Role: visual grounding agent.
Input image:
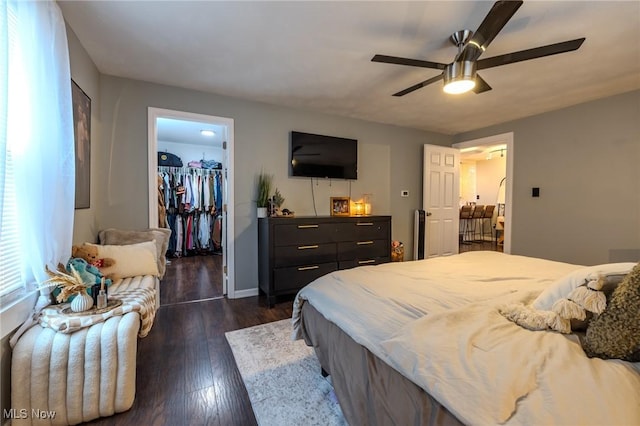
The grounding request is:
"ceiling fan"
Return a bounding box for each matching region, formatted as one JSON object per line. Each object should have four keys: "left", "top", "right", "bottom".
{"left": 372, "top": 0, "right": 585, "bottom": 96}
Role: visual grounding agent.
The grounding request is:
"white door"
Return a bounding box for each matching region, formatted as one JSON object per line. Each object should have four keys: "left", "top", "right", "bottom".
{"left": 423, "top": 144, "right": 460, "bottom": 257}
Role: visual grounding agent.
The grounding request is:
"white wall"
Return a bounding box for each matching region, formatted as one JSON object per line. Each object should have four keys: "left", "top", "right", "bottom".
{"left": 476, "top": 156, "right": 506, "bottom": 207}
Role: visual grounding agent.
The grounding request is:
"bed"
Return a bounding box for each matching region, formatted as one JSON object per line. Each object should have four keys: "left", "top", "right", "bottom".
{"left": 292, "top": 251, "right": 640, "bottom": 425}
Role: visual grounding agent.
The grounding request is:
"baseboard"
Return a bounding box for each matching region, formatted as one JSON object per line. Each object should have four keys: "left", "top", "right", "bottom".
{"left": 230, "top": 288, "right": 259, "bottom": 299}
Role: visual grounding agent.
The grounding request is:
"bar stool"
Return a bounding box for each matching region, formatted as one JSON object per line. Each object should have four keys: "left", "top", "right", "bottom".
{"left": 470, "top": 205, "right": 485, "bottom": 242}
{"left": 459, "top": 205, "right": 472, "bottom": 244}
{"left": 481, "top": 205, "right": 495, "bottom": 241}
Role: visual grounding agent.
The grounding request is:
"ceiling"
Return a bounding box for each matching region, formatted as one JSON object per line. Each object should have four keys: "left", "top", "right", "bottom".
{"left": 157, "top": 117, "right": 225, "bottom": 147}
{"left": 58, "top": 1, "right": 640, "bottom": 136}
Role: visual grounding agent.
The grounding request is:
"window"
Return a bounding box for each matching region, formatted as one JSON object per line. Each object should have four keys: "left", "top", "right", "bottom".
{"left": 1, "top": 0, "right": 75, "bottom": 327}
{"left": 0, "top": 1, "right": 23, "bottom": 301}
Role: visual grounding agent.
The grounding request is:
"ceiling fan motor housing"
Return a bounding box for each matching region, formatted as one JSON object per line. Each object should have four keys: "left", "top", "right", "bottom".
{"left": 450, "top": 30, "right": 473, "bottom": 48}
{"left": 444, "top": 61, "right": 476, "bottom": 86}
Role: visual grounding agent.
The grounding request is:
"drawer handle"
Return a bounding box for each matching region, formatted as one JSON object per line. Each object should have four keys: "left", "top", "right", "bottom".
{"left": 297, "top": 245, "right": 319, "bottom": 250}
{"left": 298, "top": 265, "right": 320, "bottom": 271}
{"left": 357, "top": 241, "right": 374, "bottom": 245}
{"left": 356, "top": 222, "right": 374, "bottom": 226}
{"left": 298, "top": 224, "right": 319, "bottom": 229}
{"left": 358, "top": 259, "right": 376, "bottom": 265}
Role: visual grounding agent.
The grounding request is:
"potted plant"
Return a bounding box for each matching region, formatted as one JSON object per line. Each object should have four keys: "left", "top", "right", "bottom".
{"left": 270, "top": 188, "right": 285, "bottom": 216}
{"left": 256, "top": 171, "right": 273, "bottom": 218}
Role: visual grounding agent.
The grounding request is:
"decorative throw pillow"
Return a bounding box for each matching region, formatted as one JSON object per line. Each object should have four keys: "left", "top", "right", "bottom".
{"left": 98, "top": 228, "right": 171, "bottom": 278}
{"left": 581, "top": 262, "right": 640, "bottom": 361}
{"left": 87, "top": 241, "right": 159, "bottom": 280}
{"left": 532, "top": 263, "right": 635, "bottom": 311}
{"left": 500, "top": 264, "right": 634, "bottom": 335}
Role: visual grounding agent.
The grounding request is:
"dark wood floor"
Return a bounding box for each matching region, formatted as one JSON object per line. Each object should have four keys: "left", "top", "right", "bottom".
{"left": 160, "top": 255, "right": 224, "bottom": 305}
{"left": 84, "top": 257, "right": 293, "bottom": 426}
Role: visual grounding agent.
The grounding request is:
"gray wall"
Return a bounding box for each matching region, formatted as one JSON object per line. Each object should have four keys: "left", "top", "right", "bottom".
{"left": 68, "top": 24, "right": 101, "bottom": 245}
{"left": 95, "top": 75, "right": 450, "bottom": 291}
{"left": 455, "top": 90, "right": 640, "bottom": 265}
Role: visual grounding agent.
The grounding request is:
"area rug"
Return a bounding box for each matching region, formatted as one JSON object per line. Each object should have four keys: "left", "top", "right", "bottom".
{"left": 225, "top": 319, "right": 346, "bottom": 426}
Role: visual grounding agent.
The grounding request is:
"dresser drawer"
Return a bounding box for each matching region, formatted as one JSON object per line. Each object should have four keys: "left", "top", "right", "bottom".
{"left": 274, "top": 243, "right": 336, "bottom": 267}
{"left": 337, "top": 239, "right": 389, "bottom": 261}
{"left": 273, "top": 223, "right": 336, "bottom": 246}
{"left": 273, "top": 262, "right": 338, "bottom": 293}
{"left": 336, "top": 220, "right": 389, "bottom": 241}
{"left": 339, "top": 257, "right": 390, "bottom": 270}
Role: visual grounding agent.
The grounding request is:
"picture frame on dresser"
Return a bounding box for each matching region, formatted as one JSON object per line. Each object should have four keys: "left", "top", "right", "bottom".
{"left": 330, "top": 197, "right": 350, "bottom": 216}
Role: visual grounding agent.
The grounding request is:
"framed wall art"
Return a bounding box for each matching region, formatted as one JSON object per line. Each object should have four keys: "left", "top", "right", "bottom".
{"left": 72, "top": 79, "right": 91, "bottom": 209}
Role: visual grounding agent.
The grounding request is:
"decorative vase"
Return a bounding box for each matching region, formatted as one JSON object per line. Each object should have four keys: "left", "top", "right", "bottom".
{"left": 70, "top": 290, "right": 94, "bottom": 312}
{"left": 257, "top": 207, "right": 268, "bottom": 218}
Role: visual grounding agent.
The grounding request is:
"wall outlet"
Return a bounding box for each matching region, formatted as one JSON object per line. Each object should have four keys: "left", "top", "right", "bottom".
{"left": 401, "top": 190, "right": 409, "bottom": 197}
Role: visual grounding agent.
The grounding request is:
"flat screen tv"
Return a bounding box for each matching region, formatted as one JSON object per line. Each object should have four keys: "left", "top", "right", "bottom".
{"left": 289, "top": 131, "right": 357, "bottom": 180}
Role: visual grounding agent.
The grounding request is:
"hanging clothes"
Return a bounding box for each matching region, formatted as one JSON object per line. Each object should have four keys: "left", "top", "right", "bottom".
{"left": 158, "top": 165, "right": 223, "bottom": 257}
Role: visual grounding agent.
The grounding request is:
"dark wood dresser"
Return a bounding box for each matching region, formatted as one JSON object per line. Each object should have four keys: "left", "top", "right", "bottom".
{"left": 258, "top": 215, "right": 391, "bottom": 307}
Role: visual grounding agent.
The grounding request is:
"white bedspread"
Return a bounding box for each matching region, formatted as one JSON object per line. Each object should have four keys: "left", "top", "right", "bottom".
{"left": 381, "top": 292, "right": 640, "bottom": 425}
{"left": 293, "top": 251, "right": 581, "bottom": 360}
{"left": 292, "top": 252, "right": 640, "bottom": 424}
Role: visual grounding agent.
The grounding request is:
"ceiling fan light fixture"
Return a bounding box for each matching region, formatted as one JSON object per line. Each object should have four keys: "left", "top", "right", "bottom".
{"left": 443, "top": 61, "right": 476, "bottom": 95}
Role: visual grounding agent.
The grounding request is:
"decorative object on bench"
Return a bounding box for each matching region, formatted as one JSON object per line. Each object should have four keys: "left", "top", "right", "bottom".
{"left": 73, "top": 240, "right": 159, "bottom": 281}
{"left": 72, "top": 243, "right": 115, "bottom": 270}
{"left": 64, "top": 257, "right": 112, "bottom": 306}
{"left": 42, "top": 263, "right": 95, "bottom": 312}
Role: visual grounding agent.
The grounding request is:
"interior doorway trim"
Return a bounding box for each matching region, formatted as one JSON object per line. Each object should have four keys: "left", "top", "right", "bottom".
{"left": 147, "top": 107, "right": 236, "bottom": 298}
{"left": 453, "top": 132, "right": 514, "bottom": 254}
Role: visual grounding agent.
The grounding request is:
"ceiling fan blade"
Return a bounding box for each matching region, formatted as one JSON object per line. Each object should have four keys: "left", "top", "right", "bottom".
{"left": 477, "top": 38, "right": 585, "bottom": 70}
{"left": 458, "top": 0, "right": 523, "bottom": 63}
{"left": 393, "top": 74, "right": 444, "bottom": 97}
{"left": 472, "top": 0, "right": 523, "bottom": 51}
{"left": 372, "top": 54, "right": 447, "bottom": 70}
{"left": 472, "top": 74, "right": 492, "bottom": 94}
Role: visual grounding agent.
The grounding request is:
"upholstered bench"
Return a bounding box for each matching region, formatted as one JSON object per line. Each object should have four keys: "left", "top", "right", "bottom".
{"left": 11, "top": 275, "right": 157, "bottom": 426}
{"left": 10, "top": 228, "right": 170, "bottom": 426}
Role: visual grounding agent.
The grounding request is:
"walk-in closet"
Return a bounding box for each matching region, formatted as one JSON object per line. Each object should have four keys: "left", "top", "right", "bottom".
{"left": 156, "top": 116, "right": 226, "bottom": 304}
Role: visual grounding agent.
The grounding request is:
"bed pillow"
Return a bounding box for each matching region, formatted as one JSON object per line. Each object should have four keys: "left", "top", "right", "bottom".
{"left": 581, "top": 262, "right": 640, "bottom": 361}
{"left": 98, "top": 228, "right": 171, "bottom": 278}
{"left": 532, "top": 263, "right": 635, "bottom": 311}
{"left": 87, "top": 241, "right": 159, "bottom": 280}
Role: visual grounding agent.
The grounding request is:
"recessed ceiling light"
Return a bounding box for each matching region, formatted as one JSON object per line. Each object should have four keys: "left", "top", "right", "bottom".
{"left": 200, "top": 130, "right": 215, "bottom": 137}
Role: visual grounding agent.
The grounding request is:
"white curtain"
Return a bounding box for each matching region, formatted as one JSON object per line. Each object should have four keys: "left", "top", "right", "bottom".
{"left": 7, "top": 0, "right": 75, "bottom": 310}
{"left": 0, "top": 1, "right": 7, "bottom": 226}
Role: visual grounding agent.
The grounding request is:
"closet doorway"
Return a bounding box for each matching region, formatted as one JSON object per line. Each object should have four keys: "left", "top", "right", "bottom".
{"left": 453, "top": 132, "right": 513, "bottom": 254}
{"left": 147, "top": 107, "right": 235, "bottom": 304}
